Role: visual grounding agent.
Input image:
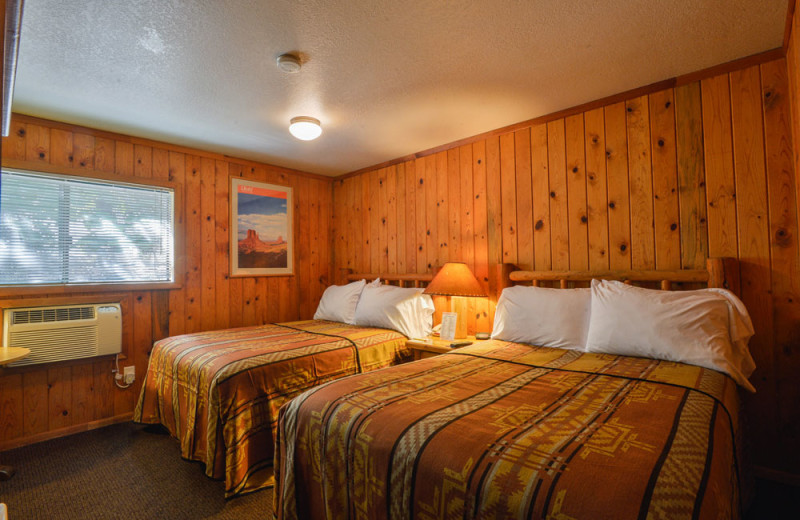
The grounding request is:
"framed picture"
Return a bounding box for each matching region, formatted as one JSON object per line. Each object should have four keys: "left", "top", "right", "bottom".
{"left": 230, "top": 178, "right": 293, "bottom": 276}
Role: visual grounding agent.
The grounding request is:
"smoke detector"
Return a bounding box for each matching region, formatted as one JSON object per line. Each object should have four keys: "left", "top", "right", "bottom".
{"left": 276, "top": 53, "right": 301, "bottom": 73}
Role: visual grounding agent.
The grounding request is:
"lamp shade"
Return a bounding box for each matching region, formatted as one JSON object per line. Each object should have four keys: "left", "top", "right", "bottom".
{"left": 423, "top": 262, "right": 487, "bottom": 297}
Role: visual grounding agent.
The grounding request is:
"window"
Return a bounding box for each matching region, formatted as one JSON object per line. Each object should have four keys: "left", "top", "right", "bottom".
{"left": 0, "top": 169, "right": 174, "bottom": 285}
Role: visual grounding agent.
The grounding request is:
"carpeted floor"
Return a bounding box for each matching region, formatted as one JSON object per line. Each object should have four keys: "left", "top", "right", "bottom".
{"left": 0, "top": 422, "right": 271, "bottom": 519}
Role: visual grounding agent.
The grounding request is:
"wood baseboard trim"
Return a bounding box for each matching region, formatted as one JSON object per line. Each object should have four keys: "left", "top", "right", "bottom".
{"left": 0, "top": 413, "right": 134, "bottom": 452}
{"left": 753, "top": 465, "right": 800, "bottom": 487}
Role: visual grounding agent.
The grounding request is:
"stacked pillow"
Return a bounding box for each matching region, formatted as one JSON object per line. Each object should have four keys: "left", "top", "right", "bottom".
{"left": 491, "top": 280, "right": 756, "bottom": 391}
{"left": 313, "top": 279, "right": 367, "bottom": 324}
{"left": 491, "top": 286, "right": 590, "bottom": 351}
{"left": 313, "top": 279, "right": 434, "bottom": 339}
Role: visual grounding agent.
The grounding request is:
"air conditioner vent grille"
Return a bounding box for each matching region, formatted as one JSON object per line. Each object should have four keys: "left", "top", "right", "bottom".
{"left": 12, "top": 306, "right": 95, "bottom": 325}
{"left": 9, "top": 327, "right": 98, "bottom": 365}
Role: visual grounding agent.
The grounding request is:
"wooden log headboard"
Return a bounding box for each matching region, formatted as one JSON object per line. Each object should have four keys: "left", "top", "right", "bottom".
{"left": 341, "top": 269, "right": 433, "bottom": 288}
{"left": 501, "top": 257, "right": 740, "bottom": 295}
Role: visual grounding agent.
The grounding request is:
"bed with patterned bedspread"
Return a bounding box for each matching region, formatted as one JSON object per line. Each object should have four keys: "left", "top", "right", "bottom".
{"left": 275, "top": 339, "right": 743, "bottom": 519}
{"left": 134, "top": 319, "right": 409, "bottom": 496}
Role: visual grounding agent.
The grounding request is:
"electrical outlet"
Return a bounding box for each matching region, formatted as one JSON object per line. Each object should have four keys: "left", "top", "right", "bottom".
{"left": 123, "top": 366, "right": 135, "bottom": 385}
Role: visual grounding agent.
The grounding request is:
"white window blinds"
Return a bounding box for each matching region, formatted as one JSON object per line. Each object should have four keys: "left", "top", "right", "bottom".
{"left": 0, "top": 169, "right": 174, "bottom": 285}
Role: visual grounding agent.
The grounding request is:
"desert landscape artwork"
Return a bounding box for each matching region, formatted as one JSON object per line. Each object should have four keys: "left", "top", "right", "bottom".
{"left": 230, "top": 178, "right": 293, "bottom": 276}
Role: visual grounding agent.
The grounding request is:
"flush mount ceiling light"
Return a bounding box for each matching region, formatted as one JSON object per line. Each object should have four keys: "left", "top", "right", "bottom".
{"left": 276, "top": 53, "right": 302, "bottom": 73}
{"left": 289, "top": 116, "right": 322, "bottom": 141}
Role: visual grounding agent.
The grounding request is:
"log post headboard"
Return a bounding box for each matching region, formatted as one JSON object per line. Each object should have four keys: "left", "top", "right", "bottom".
{"left": 706, "top": 257, "right": 740, "bottom": 295}
{"left": 499, "top": 257, "right": 740, "bottom": 295}
{"left": 341, "top": 269, "right": 434, "bottom": 288}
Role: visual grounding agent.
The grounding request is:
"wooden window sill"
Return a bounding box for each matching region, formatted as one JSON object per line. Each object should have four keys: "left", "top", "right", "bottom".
{"left": 0, "top": 281, "right": 181, "bottom": 297}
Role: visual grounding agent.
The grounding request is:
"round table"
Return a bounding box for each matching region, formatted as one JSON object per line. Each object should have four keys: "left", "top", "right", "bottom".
{"left": 0, "top": 347, "right": 30, "bottom": 365}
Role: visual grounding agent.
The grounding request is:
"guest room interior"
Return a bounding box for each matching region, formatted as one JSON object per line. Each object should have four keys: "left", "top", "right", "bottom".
{"left": 1, "top": 0, "right": 799, "bottom": 518}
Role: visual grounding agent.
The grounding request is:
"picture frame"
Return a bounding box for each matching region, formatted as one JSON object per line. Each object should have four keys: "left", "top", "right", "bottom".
{"left": 230, "top": 178, "right": 293, "bottom": 276}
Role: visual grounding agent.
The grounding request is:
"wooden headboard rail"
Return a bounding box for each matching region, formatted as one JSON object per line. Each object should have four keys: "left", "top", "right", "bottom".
{"left": 503, "top": 257, "right": 740, "bottom": 295}
{"left": 341, "top": 269, "right": 433, "bottom": 288}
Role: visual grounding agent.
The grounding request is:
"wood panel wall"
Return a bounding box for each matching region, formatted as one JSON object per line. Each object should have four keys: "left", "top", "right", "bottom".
{"left": 784, "top": 0, "right": 800, "bottom": 483}
{"left": 788, "top": 3, "right": 800, "bottom": 284}
{"left": 0, "top": 115, "right": 332, "bottom": 450}
{"left": 332, "top": 57, "right": 800, "bottom": 476}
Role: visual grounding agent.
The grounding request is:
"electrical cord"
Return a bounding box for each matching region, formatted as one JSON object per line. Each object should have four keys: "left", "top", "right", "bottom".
{"left": 113, "top": 353, "right": 133, "bottom": 389}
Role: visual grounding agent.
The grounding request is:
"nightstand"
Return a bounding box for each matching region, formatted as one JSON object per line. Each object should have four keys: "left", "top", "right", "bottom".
{"left": 407, "top": 336, "right": 478, "bottom": 361}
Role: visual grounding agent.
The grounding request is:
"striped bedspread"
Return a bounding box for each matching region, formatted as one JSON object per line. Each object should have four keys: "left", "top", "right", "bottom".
{"left": 133, "top": 320, "right": 408, "bottom": 496}
{"left": 275, "top": 340, "right": 743, "bottom": 519}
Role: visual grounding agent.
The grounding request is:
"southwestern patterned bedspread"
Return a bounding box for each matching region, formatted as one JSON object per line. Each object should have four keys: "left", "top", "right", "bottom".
{"left": 275, "top": 340, "right": 743, "bottom": 519}
{"left": 134, "top": 320, "right": 409, "bottom": 497}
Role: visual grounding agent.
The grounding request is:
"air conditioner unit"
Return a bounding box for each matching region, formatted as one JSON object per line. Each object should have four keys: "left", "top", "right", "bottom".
{"left": 2, "top": 303, "right": 122, "bottom": 367}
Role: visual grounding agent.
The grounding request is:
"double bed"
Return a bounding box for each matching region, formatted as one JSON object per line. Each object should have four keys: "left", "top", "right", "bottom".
{"left": 134, "top": 272, "right": 432, "bottom": 497}
{"left": 274, "top": 258, "right": 752, "bottom": 519}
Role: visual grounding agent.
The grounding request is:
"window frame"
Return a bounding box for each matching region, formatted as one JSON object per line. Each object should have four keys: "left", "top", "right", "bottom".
{"left": 0, "top": 159, "right": 184, "bottom": 296}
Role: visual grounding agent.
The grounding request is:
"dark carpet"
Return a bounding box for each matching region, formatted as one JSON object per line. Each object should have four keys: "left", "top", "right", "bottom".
{"left": 746, "top": 477, "right": 800, "bottom": 520}
{"left": 0, "top": 422, "right": 271, "bottom": 519}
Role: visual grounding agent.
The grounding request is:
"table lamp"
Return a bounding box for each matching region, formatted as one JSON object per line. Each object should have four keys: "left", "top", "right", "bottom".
{"left": 423, "top": 262, "right": 487, "bottom": 339}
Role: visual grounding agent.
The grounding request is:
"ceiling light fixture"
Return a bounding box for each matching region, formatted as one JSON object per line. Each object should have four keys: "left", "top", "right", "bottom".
{"left": 289, "top": 116, "right": 322, "bottom": 141}
{"left": 276, "top": 53, "right": 302, "bottom": 73}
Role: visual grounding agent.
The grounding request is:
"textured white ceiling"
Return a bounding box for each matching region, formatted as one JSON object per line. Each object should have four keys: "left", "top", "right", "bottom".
{"left": 13, "top": 0, "right": 788, "bottom": 176}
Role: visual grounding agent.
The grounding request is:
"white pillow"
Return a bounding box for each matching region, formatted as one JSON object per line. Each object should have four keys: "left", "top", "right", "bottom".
{"left": 491, "top": 286, "right": 591, "bottom": 350}
{"left": 352, "top": 285, "right": 434, "bottom": 339}
{"left": 585, "top": 279, "right": 756, "bottom": 392}
{"left": 704, "top": 288, "right": 757, "bottom": 379}
{"left": 313, "top": 279, "right": 366, "bottom": 324}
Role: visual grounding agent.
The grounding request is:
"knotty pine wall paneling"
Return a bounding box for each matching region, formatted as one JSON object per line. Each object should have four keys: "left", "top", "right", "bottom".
{"left": 0, "top": 115, "right": 332, "bottom": 450}
{"left": 333, "top": 57, "right": 800, "bottom": 476}
{"left": 783, "top": 0, "right": 800, "bottom": 481}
